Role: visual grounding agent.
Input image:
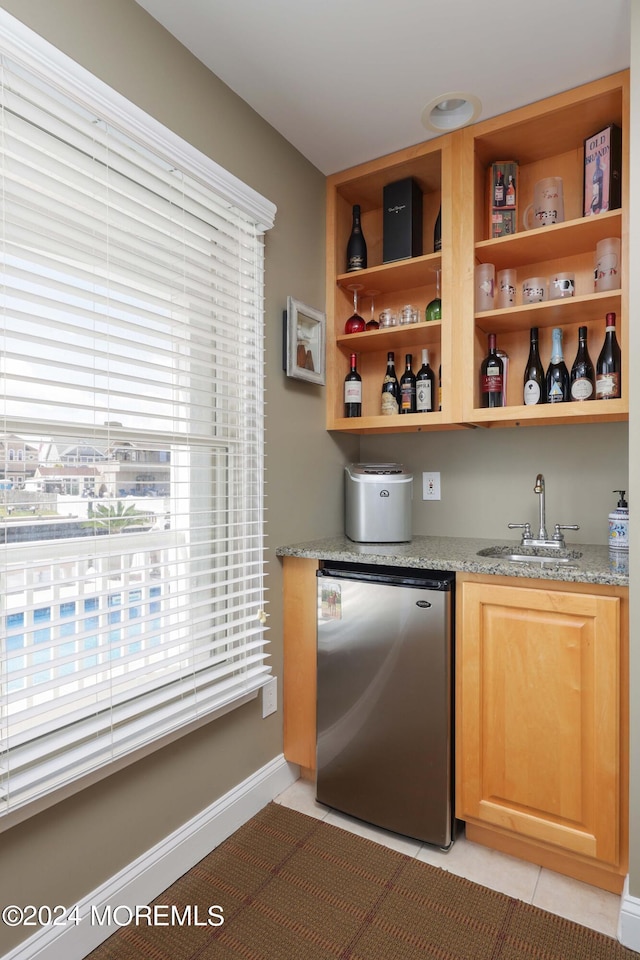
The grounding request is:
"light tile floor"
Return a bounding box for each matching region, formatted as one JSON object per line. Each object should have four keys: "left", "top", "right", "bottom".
{"left": 274, "top": 778, "right": 622, "bottom": 939}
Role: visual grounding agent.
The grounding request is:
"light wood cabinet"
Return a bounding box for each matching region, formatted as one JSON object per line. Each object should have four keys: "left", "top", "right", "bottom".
{"left": 325, "top": 70, "right": 629, "bottom": 434}
{"left": 282, "top": 556, "right": 318, "bottom": 771}
{"left": 456, "top": 574, "right": 628, "bottom": 892}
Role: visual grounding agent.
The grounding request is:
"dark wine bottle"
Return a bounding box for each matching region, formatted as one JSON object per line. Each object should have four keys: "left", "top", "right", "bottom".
{"left": 523, "top": 326, "right": 545, "bottom": 405}
{"left": 433, "top": 206, "right": 442, "bottom": 252}
{"left": 343, "top": 352, "right": 362, "bottom": 417}
{"left": 399, "top": 354, "right": 416, "bottom": 414}
{"left": 381, "top": 351, "right": 400, "bottom": 415}
{"left": 416, "top": 349, "right": 436, "bottom": 413}
{"left": 545, "top": 327, "right": 570, "bottom": 403}
{"left": 480, "top": 333, "right": 504, "bottom": 408}
{"left": 438, "top": 364, "right": 442, "bottom": 411}
{"left": 595, "top": 312, "right": 622, "bottom": 400}
{"left": 570, "top": 325, "right": 595, "bottom": 401}
{"left": 346, "top": 204, "right": 367, "bottom": 272}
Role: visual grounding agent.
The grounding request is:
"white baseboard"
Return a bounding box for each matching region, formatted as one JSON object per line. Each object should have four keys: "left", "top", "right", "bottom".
{"left": 619, "top": 876, "right": 640, "bottom": 951}
{"left": 3, "top": 754, "right": 299, "bottom": 960}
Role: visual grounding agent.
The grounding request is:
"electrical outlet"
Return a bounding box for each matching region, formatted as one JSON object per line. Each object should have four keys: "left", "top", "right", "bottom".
{"left": 422, "top": 472, "right": 441, "bottom": 501}
{"left": 262, "top": 677, "right": 277, "bottom": 718}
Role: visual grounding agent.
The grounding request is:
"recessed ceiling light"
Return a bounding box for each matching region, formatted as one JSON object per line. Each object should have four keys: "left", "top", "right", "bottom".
{"left": 421, "top": 92, "right": 482, "bottom": 132}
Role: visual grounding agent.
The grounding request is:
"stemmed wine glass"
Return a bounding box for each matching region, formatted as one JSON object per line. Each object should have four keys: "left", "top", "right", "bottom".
{"left": 365, "top": 289, "right": 380, "bottom": 330}
{"left": 344, "top": 284, "right": 365, "bottom": 334}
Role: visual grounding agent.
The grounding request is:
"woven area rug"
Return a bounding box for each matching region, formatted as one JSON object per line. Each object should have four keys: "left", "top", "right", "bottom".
{"left": 87, "top": 802, "right": 639, "bottom": 960}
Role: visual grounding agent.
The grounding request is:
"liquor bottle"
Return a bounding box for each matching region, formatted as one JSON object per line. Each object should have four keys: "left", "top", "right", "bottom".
{"left": 595, "top": 311, "right": 622, "bottom": 399}
{"left": 344, "top": 287, "right": 366, "bottom": 334}
{"left": 479, "top": 333, "right": 504, "bottom": 408}
{"left": 591, "top": 155, "right": 604, "bottom": 215}
{"left": 523, "top": 327, "right": 545, "bottom": 405}
{"left": 438, "top": 364, "right": 442, "bottom": 411}
{"left": 494, "top": 170, "right": 505, "bottom": 207}
{"left": 400, "top": 354, "right": 416, "bottom": 414}
{"left": 425, "top": 269, "right": 442, "bottom": 322}
{"left": 416, "top": 349, "right": 436, "bottom": 413}
{"left": 343, "top": 353, "right": 362, "bottom": 417}
{"left": 505, "top": 174, "right": 516, "bottom": 207}
{"left": 346, "top": 204, "right": 367, "bottom": 272}
{"left": 545, "top": 327, "right": 570, "bottom": 403}
{"left": 433, "top": 207, "right": 442, "bottom": 252}
{"left": 570, "top": 326, "right": 595, "bottom": 401}
{"left": 381, "top": 351, "right": 400, "bottom": 415}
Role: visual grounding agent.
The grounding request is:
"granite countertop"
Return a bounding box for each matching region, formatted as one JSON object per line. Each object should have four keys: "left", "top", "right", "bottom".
{"left": 275, "top": 534, "right": 629, "bottom": 587}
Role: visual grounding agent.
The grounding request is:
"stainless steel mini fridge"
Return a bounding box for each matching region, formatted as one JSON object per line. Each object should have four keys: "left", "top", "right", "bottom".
{"left": 316, "top": 563, "right": 454, "bottom": 848}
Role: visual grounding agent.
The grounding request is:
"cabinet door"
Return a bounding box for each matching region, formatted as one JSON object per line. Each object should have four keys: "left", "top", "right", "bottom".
{"left": 282, "top": 556, "right": 319, "bottom": 770}
{"left": 457, "top": 580, "right": 621, "bottom": 865}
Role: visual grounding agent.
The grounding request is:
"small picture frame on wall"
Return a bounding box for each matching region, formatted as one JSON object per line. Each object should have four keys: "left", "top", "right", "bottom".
{"left": 283, "top": 296, "right": 326, "bottom": 385}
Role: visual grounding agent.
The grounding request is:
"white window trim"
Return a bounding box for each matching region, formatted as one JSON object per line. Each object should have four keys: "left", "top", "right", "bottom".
{"left": 0, "top": 8, "right": 276, "bottom": 831}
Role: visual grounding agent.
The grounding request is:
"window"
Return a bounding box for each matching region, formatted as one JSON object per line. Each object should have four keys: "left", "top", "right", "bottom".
{"left": 0, "top": 12, "right": 276, "bottom": 819}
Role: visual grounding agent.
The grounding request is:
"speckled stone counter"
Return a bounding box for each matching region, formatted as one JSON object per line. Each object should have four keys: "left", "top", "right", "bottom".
{"left": 275, "top": 534, "right": 629, "bottom": 587}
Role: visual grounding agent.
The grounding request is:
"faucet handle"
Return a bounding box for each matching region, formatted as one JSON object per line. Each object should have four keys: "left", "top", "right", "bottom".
{"left": 508, "top": 522, "right": 532, "bottom": 539}
{"left": 553, "top": 523, "right": 579, "bottom": 542}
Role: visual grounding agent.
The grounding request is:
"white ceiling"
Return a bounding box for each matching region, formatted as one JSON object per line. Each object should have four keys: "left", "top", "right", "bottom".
{"left": 134, "top": 0, "right": 630, "bottom": 175}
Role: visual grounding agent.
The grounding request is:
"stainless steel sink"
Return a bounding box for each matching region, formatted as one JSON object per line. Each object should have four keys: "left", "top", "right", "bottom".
{"left": 477, "top": 545, "right": 582, "bottom": 567}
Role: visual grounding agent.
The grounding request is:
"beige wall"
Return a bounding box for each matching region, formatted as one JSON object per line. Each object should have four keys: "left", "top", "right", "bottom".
{"left": 0, "top": 1, "right": 354, "bottom": 953}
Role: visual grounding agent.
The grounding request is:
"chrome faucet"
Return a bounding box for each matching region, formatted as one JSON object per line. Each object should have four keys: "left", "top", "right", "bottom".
{"left": 509, "top": 473, "right": 579, "bottom": 549}
{"left": 534, "top": 473, "right": 547, "bottom": 540}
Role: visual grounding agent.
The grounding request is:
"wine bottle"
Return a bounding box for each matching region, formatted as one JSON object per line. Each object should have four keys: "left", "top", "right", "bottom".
{"left": 595, "top": 311, "right": 622, "bottom": 399}
{"left": 400, "top": 354, "right": 416, "bottom": 414}
{"left": 523, "top": 327, "right": 545, "bottom": 405}
{"left": 343, "top": 352, "right": 362, "bottom": 417}
{"left": 505, "top": 174, "right": 516, "bottom": 207}
{"left": 570, "top": 326, "right": 595, "bottom": 401}
{"left": 425, "top": 269, "right": 442, "bottom": 322}
{"left": 479, "top": 333, "right": 504, "bottom": 408}
{"left": 433, "top": 207, "right": 442, "bottom": 253}
{"left": 438, "top": 364, "right": 442, "bottom": 411}
{"left": 346, "top": 204, "right": 367, "bottom": 272}
{"left": 494, "top": 170, "right": 505, "bottom": 207}
{"left": 381, "top": 351, "right": 400, "bottom": 415}
{"left": 416, "top": 349, "right": 436, "bottom": 413}
{"left": 545, "top": 327, "right": 570, "bottom": 403}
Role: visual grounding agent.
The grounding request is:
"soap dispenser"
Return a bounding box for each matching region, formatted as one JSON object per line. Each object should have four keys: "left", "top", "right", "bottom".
{"left": 608, "top": 490, "right": 629, "bottom": 550}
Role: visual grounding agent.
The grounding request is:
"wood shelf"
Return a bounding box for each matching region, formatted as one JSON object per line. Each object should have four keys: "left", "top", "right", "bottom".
{"left": 474, "top": 290, "right": 622, "bottom": 336}
{"left": 475, "top": 210, "right": 622, "bottom": 271}
{"left": 336, "top": 319, "right": 442, "bottom": 354}
{"left": 337, "top": 253, "right": 441, "bottom": 297}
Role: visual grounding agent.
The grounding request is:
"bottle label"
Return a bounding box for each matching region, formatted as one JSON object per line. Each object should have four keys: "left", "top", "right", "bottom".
{"left": 482, "top": 372, "right": 502, "bottom": 394}
{"left": 347, "top": 256, "right": 365, "bottom": 271}
{"left": 416, "top": 380, "right": 432, "bottom": 412}
{"left": 381, "top": 384, "right": 399, "bottom": 415}
{"left": 571, "top": 377, "right": 594, "bottom": 401}
{"left": 344, "top": 382, "right": 362, "bottom": 403}
{"left": 524, "top": 380, "right": 541, "bottom": 405}
{"left": 596, "top": 373, "right": 620, "bottom": 399}
{"left": 547, "top": 380, "right": 565, "bottom": 402}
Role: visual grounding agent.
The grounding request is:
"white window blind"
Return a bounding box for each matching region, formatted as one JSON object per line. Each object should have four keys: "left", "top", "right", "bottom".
{"left": 0, "top": 12, "right": 276, "bottom": 818}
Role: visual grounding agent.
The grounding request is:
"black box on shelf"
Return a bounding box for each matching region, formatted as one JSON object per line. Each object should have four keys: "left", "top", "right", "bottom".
{"left": 583, "top": 124, "right": 622, "bottom": 216}
{"left": 383, "top": 177, "right": 423, "bottom": 263}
